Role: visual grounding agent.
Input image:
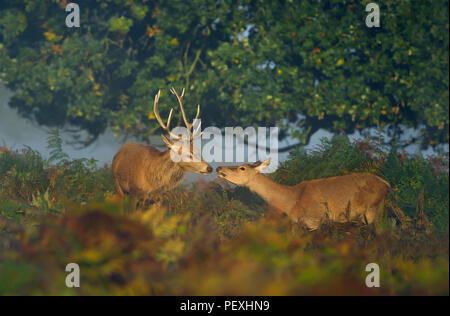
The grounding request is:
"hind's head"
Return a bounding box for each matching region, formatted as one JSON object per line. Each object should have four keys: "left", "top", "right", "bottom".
{"left": 216, "top": 160, "right": 271, "bottom": 185}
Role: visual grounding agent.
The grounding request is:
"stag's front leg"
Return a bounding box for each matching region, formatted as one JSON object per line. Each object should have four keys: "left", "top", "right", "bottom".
{"left": 150, "top": 197, "right": 163, "bottom": 209}
{"left": 142, "top": 194, "right": 163, "bottom": 210}
{"left": 126, "top": 195, "right": 138, "bottom": 214}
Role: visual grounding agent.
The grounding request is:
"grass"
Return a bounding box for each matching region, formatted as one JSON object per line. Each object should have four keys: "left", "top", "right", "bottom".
{"left": 0, "top": 132, "right": 448, "bottom": 295}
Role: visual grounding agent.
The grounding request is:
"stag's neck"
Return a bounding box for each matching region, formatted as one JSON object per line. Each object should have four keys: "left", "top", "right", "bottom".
{"left": 246, "top": 174, "right": 297, "bottom": 216}
{"left": 146, "top": 150, "right": 185, "bottom": 190}
{"left": 162, "top": 149, "right": 185, "bottom": 182}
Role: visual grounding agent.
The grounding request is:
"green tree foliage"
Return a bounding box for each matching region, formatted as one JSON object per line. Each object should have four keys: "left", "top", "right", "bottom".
{"left": 0, "top": 0, "right": 448, "bottom": 147}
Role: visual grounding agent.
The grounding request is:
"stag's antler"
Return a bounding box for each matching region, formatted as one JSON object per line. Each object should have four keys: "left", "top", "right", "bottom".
{"left": 170, "top": 87, "right": 202, "bottom": 138}
{"left": 154, "top": 88, "right": 203, "bottom": 141}
{"left": 153, "top": 90, "right": 182, "bottom": 141}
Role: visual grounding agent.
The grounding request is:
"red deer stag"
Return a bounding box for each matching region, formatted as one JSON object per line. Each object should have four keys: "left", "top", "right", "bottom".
{"left": 216, "top": 160, "right": 390, "bottom": 230}
{"left": 112, "top": 88, "right": 212, "bottom": 210}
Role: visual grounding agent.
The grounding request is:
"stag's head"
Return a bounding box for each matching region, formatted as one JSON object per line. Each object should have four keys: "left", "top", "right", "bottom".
{"left": 216, "top": 159, "right": 271, "bottom": 185}
{"left": 154, "top": 88, "right": 212, "bottom": 175}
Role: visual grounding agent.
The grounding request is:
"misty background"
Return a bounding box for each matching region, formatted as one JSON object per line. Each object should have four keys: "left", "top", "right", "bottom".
{"left": 0, "top": 83, "right": 443, "bottom": 183}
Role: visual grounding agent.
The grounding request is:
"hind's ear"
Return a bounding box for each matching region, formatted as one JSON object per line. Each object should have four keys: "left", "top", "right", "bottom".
{"left": 254, "top": 159, "right": 271, "bottom": 173}
{"left": 250, "top": 161, "right": 262, "bottom": 168}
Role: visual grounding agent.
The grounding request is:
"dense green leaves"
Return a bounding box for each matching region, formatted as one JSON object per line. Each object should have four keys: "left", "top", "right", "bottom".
{"left": 0, "top": 0, "right": 448, "bottom": 147}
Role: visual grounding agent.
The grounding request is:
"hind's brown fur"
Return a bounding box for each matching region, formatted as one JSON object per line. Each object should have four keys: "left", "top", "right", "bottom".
{"left": 286, "top": 173, "right": 390, "bottom": 229}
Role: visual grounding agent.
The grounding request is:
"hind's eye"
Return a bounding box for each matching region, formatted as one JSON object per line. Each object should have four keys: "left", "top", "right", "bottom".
{"left": 239, "top": 167, "right": 246, "bottom": 171}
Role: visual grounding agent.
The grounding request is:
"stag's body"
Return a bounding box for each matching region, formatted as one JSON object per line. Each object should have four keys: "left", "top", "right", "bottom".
{"left": 112, "top": 142, "right": 185, "bottom": 204}
{"left": 112, "top": 88, "right": 212, "bottom": 209}
{"left": 217, "top": 161, "right": 390, "bottom": 230}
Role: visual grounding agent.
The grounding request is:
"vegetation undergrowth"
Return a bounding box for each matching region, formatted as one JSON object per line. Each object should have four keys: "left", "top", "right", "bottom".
{"left": 0, "top": 132, "right": 448, "bottom": 295}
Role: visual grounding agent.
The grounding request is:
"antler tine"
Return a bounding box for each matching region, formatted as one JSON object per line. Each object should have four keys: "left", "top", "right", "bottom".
{"left": 170, "top": 87, "right": 193, "bottom": 133}
{"left": 192, "top": 104, "right": 202, "bottom": 138}
{"left": 153, "top": 90, "right": 181, "bottom": 140}
{"left": 153, "top": 90, "right": 166, "bottom": 128}
{"left": 192, "top": 122, "right": 203, "bottom": 138}
{"left": 194, "top": 104, "right": 200, "bottom": 121}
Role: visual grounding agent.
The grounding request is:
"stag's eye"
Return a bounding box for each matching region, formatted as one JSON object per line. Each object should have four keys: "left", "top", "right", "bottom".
{"left": 239, "top": 167, "right": 246, "bottom": 171}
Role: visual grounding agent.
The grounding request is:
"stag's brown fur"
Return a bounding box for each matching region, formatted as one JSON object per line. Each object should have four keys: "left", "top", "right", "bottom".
{"left": 112, "top": 88, "right": 212, "bottom": 209}
{"left": 217, "top": 161, "right": 390, "bottom": 230}
{"left": 112, "top": 143, "right": 184, "bottom": 203}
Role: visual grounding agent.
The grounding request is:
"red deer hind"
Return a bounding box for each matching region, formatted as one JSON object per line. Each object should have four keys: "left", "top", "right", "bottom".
{"left": 216, "top": 159, "right": 390, "bottom": 230}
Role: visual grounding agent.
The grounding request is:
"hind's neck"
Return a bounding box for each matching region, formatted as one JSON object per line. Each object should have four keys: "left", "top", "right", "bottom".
{"left": 246, "top": 174, "right": 297, "bottom": 216}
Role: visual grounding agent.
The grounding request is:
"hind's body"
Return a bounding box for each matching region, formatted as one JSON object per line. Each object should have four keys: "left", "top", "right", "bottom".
{"left": 217, "top": 160, "right": 390, "bottom": 230}
{"left": 289, "top": 173, "right": 390, "bottom": 229}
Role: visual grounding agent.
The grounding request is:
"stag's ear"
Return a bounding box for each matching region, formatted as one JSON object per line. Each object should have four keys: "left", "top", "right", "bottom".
{"left": 161, "top": 134, "right": 174, "bottom": 148}
{"left": 254, "top": 159, "right": 271, "bottom": 173}
{"left": 162, "top": 135, "right": 184, "bottom": 155}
